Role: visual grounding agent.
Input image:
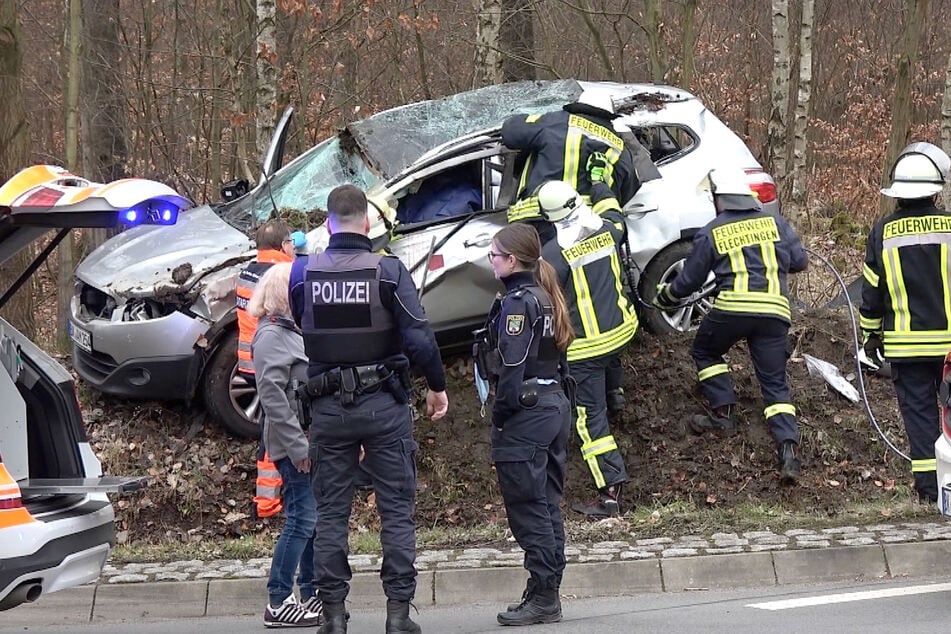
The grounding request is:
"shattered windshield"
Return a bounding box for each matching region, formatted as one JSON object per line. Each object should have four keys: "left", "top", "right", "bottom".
{"left": 348, "top": 79, "right": 583, "bottom": 179}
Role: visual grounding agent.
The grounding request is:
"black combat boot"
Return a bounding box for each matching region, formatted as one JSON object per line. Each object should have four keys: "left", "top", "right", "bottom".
{"left": 606, "top": 387, "right": 626, "bottom": 415}
{"left": 778, "top": 440, "right": 801, "bottom": 483}
{"left": 385, "top": 599, "right": 421, "bottom": 634}
{"left": 317, "top": 601, "right": 348, "bottom": 634}
{"left": 505, "top": 577, "right": 537, "bottom": 612}
{"left": 497, "top": 586, "right": 562, "bottom": 626}
{"left": 570, "top": 484, "right": 622, "bottom": 518}
{"left": 689, "top": 405, "right": 737, "bottom": 436}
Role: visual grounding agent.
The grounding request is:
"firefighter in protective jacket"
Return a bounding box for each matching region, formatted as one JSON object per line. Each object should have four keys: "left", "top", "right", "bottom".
{"left": 653, "top": 168, "right": 808, "bottom": 483}
{"left": 539, "top": 179, "right": 638, "bottom": 517}
{"left": 860, "top": 142, "right": 951, "bottom": 503}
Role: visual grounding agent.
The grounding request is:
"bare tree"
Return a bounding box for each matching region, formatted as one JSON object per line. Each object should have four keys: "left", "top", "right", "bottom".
{"left": 473, "top": 0, "right": 503, "bottom": 87}
{"left": 645, "top": 0, "right": 665, "bottom": 82}
{"left": 679, "top": 0, "right": 698, "bottom": 88}
{"left": 941, "top": 51, "right": 951, "bottom": 210}
{"left": 880, "top": 0, "right": 928, "bottom": 217}
{"left": 500, "top": 0, "right": 535, "bottom": 81}
{"left": 0, "top": 0, "right": 34, "bottom": 339}
{"left": 766, "top": 0, "right": 790, "bottom": 191}
{"left": 789, "top": 0, "right": 815, "bottom": 219}
{"left": 255, "top": 0, "right": 277, "bottom": 159}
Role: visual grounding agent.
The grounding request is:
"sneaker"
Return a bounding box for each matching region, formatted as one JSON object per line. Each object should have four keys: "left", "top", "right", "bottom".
{"left": 300, "top": 596, "right": 324, "bottom": 621}
{"left": 264, "top": 594, "right": 322, "bottom": 628}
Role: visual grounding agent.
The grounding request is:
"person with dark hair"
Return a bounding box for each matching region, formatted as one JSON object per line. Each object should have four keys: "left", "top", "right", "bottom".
{"left": 476, "top": 223, "right": 573, "bottom": 626}
{"left": 860, "top": 142, "right": 951, "bottom": 503}
{"left": 289, "top": 183, "right": 448, "bottom": 634}
{"left": 249, "top": 262, "right": 322, "bottom": 628}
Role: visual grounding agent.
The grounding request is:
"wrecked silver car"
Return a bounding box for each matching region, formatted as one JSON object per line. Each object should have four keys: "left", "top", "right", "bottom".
{"left": 70, "top": 79, "right": 778, "bottom": 437}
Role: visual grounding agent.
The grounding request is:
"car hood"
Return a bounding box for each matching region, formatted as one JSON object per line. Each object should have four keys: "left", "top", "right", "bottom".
{"left": 76, "top": 204, "right": 253, "bottom": 298}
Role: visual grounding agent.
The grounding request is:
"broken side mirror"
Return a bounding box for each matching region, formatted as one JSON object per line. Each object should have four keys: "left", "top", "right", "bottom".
{"left": 221, "top": 179, "right": 249, "bottom": 202}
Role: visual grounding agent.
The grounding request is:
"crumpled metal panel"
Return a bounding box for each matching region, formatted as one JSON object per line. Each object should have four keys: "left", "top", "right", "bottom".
{"left": 348, "top": 79, "right": 583, "bottom": 180}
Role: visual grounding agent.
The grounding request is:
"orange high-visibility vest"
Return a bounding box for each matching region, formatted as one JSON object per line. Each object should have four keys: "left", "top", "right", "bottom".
{"left": 254, "top": 451, "right": 283, "bottom": 518}
{"left": 236, "top": 249, "right": 294, "bottom": 377}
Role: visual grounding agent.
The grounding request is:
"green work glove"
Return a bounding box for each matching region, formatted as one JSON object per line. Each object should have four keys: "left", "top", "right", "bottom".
{"left": 586, "top": 151, "right": 611, "bottom": 183}
{"left": 652, "top": 283, "right": 678, "bottom": 310}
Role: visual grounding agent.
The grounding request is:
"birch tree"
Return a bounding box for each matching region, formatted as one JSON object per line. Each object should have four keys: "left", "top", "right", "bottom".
{"left": 645, "top": 0, "right": 665, "bottom": 83}
{"left": 766, "top": 0, "right": 790, "bottom": 190}
{"left": 941, "top": 51, "right": 951, "bottom": 210}
{"left": 789, "top": 0, "right": 814, "bottom": 219}
{"left": 0, "top": 0, "right": 34, "bottom": 339}
{"left": 473, "top": 0, "right": 503, "bottom": 87}
{"left": 880, "top": 0, "right": 928, "bottom": 217}
{"left": 255, "top": 0, "right": 277, "bottom": 160}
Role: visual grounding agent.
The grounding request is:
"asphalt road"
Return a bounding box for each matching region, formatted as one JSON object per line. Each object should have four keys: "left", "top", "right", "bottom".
{"left": 5, "top": 576, "right": 950, "bottom": 633}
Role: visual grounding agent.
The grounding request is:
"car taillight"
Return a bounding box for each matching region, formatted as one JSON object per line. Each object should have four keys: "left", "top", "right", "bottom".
{"left": 745, "top": 170, "right": 777, "bottom": 204}
{"left": 0, "top": 497, "right": 23, "bottom": 510}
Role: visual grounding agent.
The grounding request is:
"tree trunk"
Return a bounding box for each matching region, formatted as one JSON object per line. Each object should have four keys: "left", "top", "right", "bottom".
{"left": 645, "top": 0, "right": 666, "bottom": 83}
{"left": 880, "top": 0, "right": 928, "bottom": 217}
{"left": 0, "top": 0, "right": 35, "bottom": 339}
{"left": 255, "top": 0, "right": 277, "bottom": 161}
{"left": 500, "top": 0, "right": 535, "bottom": 81}
{"left": 81, "top": 0, "right": 127, "bottom": 250}
{"left": 939, "top": 52, "right": 951, "bottom": 210}
{"left": 789, "top": 0, "right": 815, "bottom": 220}
{"left": 473, "top": 0, "right": 503, "bottom": 88}
{"left": 579, "top": 0, "right": 613, "bottom": 77}
{"left": 57, "top": 0, "right": 82, "bottom": 353}
{"left": 679, "top": 0, "right": 698, "bottom": 88}
{"left": 766, "top": 0, "right": 790, "bottom": 191}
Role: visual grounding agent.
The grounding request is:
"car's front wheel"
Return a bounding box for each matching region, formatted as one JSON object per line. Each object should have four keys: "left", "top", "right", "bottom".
{"left": 638, "top": 240, "right": 715, "bottom": 334}
{"left": 202, "top": 329, "right": 261, "bottom": 438}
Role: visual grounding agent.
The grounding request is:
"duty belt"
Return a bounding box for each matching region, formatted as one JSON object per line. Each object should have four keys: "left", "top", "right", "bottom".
{"left": 298, "top": 357, "right": 411, "bottom": 406}
{"left": 518, "top": 377, "right": 562, "bottom": 408}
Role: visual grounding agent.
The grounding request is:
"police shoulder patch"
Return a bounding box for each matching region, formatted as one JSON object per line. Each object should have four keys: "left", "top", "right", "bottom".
{"left": 506, "top": 314, "right": 525, "bottom": 336}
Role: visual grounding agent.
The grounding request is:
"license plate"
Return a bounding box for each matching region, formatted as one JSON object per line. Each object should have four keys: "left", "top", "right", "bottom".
{"left": 942, "top": 486, "right": 951, "bottom": 517}
{"left": 69, "top": 321, "right": 92, "bottom": 353}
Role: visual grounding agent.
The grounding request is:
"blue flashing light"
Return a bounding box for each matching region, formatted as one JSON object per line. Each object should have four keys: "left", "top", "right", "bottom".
{"left": 122, "top": 209, "right": 139, "bottom": 224}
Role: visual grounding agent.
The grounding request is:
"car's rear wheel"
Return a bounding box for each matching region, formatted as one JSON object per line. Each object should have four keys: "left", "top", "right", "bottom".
{"left": 638, "top": 240, "right": 715, "bottom": 334}
{"left": 202, "top": 329, "right": 261, "bottom": 438}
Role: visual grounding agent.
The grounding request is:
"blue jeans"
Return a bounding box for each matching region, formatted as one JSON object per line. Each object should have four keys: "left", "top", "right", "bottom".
{"left": 267, "top": 457, "right": 318, "bottom": 605}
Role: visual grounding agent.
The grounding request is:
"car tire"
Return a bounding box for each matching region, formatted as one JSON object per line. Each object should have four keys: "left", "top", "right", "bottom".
{"left": 202, "top": 329, "right": 261, "bottom": 439}
{"left": 638, "top": 240, "right": 715, "bottom": 335}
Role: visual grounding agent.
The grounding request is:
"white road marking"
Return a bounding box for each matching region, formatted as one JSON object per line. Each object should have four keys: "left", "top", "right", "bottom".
{"left": 747, "top": 582, "right": 951, "bottom": 610}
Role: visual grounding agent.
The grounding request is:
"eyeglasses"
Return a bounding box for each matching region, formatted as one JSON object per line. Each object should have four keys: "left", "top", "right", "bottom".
{"left": 487, "top": 251, "right": 510, "bottom": 262}
{"left": 282, "top": 238, "right": 293, "bottom": 244}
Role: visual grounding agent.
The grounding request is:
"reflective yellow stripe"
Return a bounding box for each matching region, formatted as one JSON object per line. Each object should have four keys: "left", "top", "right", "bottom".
{"left": 581, "top": 435, "right": 619, "bottom": 459}
{"left": 571, "top": 267, "right": 600, "bottom": 338}
{"left": 563, "top": 128, "right": 584, "bottom": 190}
{"left": 883, "top": 248, "right": 909, "bottom": 331}
{"left": 911, "top": 458, "right": 937, "bottom": 473}
{"left": 862, "top": 263, "right": 880, "bottom": 287}
{"left": 592, "top": 197, "right": 621, "bottom": 216}
{"left": 860, "top": 316, "right": 883, "bottom": 331}
{"left": 516, "top": 156, "right": 533, "bottom": 199}
{"left": 764, "top": 403, "right": 796, "bottom": 419}
{"left": 567, "top": 317, "right": 637, "bottom": 361}
{"left": 574, "top": 405, "right": 606, "bottom": 488}
{"left": 698, "top": 363, "right": 729, "bottom": 382}
{"left": 714, "top": 290, "right": 791, "bottom": 321}
{"left": 943, "top": 244, "right": 951, "bottom": 328}
{"left": 727, "top": 249, "right": 748, "bottom": 292}
{"left": 508, "top": 197, "right": 541, "bottom": 222}
{"left": 525, "top": 114, "right": 542, "bottom": 123}
{"left": 761, "top": 242, "right": 779, "bottom": 295}
{"left": 609, "top": 249, "right": 634, "bottom": 324}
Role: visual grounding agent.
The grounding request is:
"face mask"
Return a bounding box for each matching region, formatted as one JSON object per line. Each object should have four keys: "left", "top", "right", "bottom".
{"left": 474, "top": 361, "right": 490, "bottom": 418}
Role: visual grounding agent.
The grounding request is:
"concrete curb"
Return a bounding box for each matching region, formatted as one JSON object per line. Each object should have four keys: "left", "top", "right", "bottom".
{"left": 6, "top": 537, "right": 951, "bottom": 626}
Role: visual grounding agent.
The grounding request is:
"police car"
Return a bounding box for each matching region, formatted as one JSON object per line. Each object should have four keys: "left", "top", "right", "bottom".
{"left": 69, "top": 79, "right": 779, "bottom": 438}
{"left": 0, "top": 166, "right": 184, "bottom": 610}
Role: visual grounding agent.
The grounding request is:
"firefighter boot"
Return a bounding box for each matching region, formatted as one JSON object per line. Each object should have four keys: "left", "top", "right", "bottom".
{"left": 778, "top": 440, "right": 801, "bottom": 484}
{"left": 570, "top": 484, "right": 622, "bottom": 518}
{"left": 496, "top": 586, "right": 561, "bottom": 626}
{"left": 606, "top": 387, "right": 626, "bottom": 415}
{"left": 385, "top": 600, "right": 421, "bottom": 634}
{"left": 690, "top": 406, "right": 737, "bottom": 437}
{"left": 317, "top": 601, "right": 348, "bottom": 634}
{"left": 505, "top": 577, "right": 537, "bottom": 612}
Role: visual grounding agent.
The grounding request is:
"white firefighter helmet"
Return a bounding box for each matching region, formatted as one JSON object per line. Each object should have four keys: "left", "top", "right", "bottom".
{"left": 705, "top": 168, "right": 759, "bottom": 212}
{"left": 366, "top": 193, "right": 396, "bottom": 250}
{"left": 574, "top": 90, "right": 616, "bottom": 115}
{"left": 537, "top": 180, "right": 582, "bottom": 222}
{"left": 881, "top": 142, "right": 950, "bottom": 199}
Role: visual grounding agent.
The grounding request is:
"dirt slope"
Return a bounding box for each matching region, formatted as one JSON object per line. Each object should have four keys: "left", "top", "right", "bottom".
{"left": 84, "top": 307, "right": 919, "bottom": 543}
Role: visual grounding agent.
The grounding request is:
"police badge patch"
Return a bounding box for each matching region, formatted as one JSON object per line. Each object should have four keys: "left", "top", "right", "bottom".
{"left": 506, "top": 314, "right": 525, "bottom": 336}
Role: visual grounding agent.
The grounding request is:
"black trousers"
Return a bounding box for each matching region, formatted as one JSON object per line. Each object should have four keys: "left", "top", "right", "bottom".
{"left": 491, "top": 391, "right": 570, "bottom": 590}
{"left": 309, "top": 390, "right": 418, "bottom": 603}
{"left": 570, "top": 356, "right": 629, "bottom": 489}
{"left": 892, "top": 360, "right": 944, "bottom": 500}
{"left": 691, "top": 310, "right": 799, "bottom": 446}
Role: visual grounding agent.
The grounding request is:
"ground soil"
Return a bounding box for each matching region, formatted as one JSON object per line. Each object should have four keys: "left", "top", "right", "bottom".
{"left": 79, "top": 305, "right": 927, "bottom": 547}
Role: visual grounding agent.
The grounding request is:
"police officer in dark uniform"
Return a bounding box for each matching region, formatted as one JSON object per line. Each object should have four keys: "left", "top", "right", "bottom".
{"left": 289, "top": 184, "right": 448, "bottom": 634}
{"left": 653, "top": 167, "right": 808, "bottom": 482}
{"left": 860, "top": 142, "right": 951, "bottom": 503}
{"left": 477, "top": 223, "right": 574, "bottom": 626}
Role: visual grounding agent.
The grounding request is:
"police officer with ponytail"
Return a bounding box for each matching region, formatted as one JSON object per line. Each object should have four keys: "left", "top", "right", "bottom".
{"left": 289, "top": 184, "right": 448, "bottom": 634}
{"left": 479, "top": 223, "right": 574, "bottom": 626}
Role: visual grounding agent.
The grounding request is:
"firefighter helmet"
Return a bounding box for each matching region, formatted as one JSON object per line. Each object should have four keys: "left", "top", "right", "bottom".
{"left": 706, "top": 168, "right": 759, "bottom": 213}
{"left": 881, "top": 142, "right": 950, "bottom": 199}
{"left": 536, "top": 180, "right": 582, "bottom": 222}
